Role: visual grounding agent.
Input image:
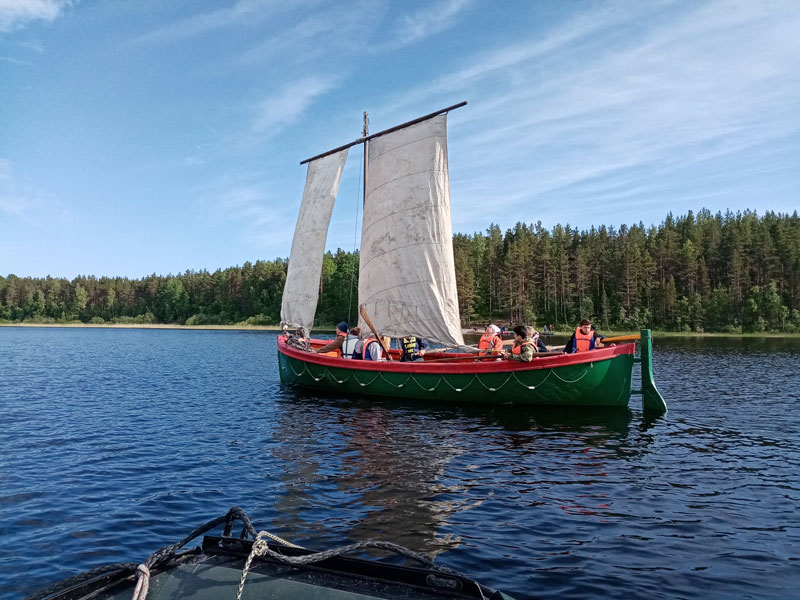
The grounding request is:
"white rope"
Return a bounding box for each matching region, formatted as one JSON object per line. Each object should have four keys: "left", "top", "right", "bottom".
{"left": 353, "top": 371, "right": 381, "bottom": 387}
{"left": 550, "top": 364, "right": 592, "bottom": 384}
{"left": 236, "top": 533, "right": 267, "bottom": 600}
{"left": 131, "top": 564, "right": 149, "bottom": 600}
{"left": 284, "top": 354, "right": 595, "bottom": 396}
{"left": 258, "top": 530, "right": 303, "bottom": 549}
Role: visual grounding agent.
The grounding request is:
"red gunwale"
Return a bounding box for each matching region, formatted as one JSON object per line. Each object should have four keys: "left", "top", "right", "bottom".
{"left": 276, "top": 335, "right": 635, "bottom": 374}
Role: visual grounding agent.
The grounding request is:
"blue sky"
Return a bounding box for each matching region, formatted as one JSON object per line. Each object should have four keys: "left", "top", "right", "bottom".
{"left": 1, "top": 0, "right": 798, "bottom": 279}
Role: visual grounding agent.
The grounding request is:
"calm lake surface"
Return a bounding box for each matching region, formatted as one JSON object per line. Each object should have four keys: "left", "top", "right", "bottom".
{"left": 1, "top": 327, "right": 798, "bottom": 599}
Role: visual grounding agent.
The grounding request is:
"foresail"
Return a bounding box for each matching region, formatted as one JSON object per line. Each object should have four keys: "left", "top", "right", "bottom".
{"left": 358, "top": 114, "right": 464, "bottom": 347}
{"left": 280, "top": 148, "right": 348, "bottom": 332}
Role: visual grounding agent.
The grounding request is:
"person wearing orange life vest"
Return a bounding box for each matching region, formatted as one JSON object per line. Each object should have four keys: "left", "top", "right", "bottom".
{"left": 564, "top": 318, "right": 605, "bottom": 353}
{"left": 477, "top": 324, "right": 503, "bottom": 354}
{"left": 364, "top": 335, "right": 391, "bottom": 361}
{"left": 502, "top": 325, "right": 536, "bottom": 362}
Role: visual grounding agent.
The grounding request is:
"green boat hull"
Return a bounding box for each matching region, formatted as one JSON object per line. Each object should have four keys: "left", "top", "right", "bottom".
{"left": 277, "top": 339, "right": 635, "bottom": 408}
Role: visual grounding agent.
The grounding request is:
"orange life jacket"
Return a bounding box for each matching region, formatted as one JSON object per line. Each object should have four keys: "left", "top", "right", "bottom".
{"left": 320, "top": 330, "right": 346, "bottom": 357}
{"left": 478, "top": 332, "right": 502, "bottom": 352}
{"left": 511, "top": 340, "right": 534, "bottom": 355}
{"left": 364, "top": 337, "right": 383, "bottom": 361}
{"left": 573, "top": 327, "right": 595, "bottom": 352}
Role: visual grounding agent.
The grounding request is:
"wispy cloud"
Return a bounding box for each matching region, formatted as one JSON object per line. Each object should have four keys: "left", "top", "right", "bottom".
{"left": 0, "top": 54, "right": 33, "bottom": 65}
{"left": 391, "top": 0, "right": 474, "bottom": 46}
{"left": 251, "top": 74, "right": 339, "bottom": 136}
{"left": 0, "top": 0, "right": 71, "bottom": 33}
{"left": 423, "top": 0, "right": 800, "bottom": 227}
{"left": 129, "top": 0, "right": 293, "bottom": 46}
{"left": 237, "top": 1, "right": 380, "bottom": 66}
{"left": 215, "top": 185, "right": 272, "bottom": 224}
{"left": 19, "top": 38, "right": 44, "bottom": 53}
{"left": 203, "top": 182, "right": 295, "bottom": 252}
{"left": 0, "top": 158, "right": 60, "bottom": 219}
{"left": 0, "top": 159, "right": 28, "bottom": 215}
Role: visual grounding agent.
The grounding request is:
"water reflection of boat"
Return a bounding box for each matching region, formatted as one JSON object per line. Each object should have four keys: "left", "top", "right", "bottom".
{"left": 276, "top": 103, "right": 667, "bottom": 414}
{"left": 270, "top": 391, "right": 650, "bottom": 541}
{"left": 270, "top": 394, "right": 474, "bottom": 557}
{"left": 457, "top": 403, "right": 634, "bottom": 435}
{"left": 335, "top": 405, "right": 472, "bottom": 555}
{"left": 26, "top": 508, "right": 514, "bottom": 600}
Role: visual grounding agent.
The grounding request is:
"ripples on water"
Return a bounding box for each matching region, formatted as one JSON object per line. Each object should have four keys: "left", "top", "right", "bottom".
{"left": 1, "top": 328, "right": 798, "bottom": 599}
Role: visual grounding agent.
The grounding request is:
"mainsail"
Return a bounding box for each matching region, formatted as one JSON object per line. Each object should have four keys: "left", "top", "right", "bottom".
{"left": 280, "top": 148, "right": 348, "bottom": 332}
{"left": 357, "top": 114, "right": 465, "bottom": 347}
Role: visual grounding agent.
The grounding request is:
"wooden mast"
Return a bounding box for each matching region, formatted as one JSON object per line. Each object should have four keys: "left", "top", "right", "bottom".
{"left": 362, "top": 111, "right": 369, "bottom": 206}
{"left": 300, "top": 101, "right": 467, "bottom": 165}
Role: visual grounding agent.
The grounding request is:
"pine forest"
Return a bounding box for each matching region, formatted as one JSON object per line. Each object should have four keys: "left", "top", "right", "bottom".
{"left": 2, "top": 209, "right": 799, "bottom": 334}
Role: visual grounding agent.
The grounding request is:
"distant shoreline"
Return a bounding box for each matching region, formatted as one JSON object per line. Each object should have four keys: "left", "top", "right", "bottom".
{"left": 463, "top": 328, "right": 800, "bottom": 339}
{"left": 0, "top": 322, "right": 284, "bottom": 332}
{"left": 2, "top": 322, "right": 799, "bottom": 338}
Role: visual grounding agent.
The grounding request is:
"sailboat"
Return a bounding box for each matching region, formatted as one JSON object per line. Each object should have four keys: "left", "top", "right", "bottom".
{"left": 277, "top": 103, "right": 667, "bottom": 414}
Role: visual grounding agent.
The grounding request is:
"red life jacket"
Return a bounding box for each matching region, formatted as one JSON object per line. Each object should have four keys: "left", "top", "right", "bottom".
{"left": 573, "top": 327, "right": 595, "bottom": 352}
{"left": 478, "top": 332, "right": 502, "bottom": 352}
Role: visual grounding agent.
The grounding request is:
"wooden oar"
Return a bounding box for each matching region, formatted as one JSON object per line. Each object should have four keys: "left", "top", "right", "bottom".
{"left": 359, "top": 304, "right": 393, "bottom": 362}
{"left": 600, "top": 334, "right": 641, "bottom": 343}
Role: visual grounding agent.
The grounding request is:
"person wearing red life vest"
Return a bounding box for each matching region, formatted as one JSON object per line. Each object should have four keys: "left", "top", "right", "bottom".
{"left": 477, "top": 324, "right": 503, "bottom": 354}
{"left": 564, "top": 319, "right": 605, "bottom": 353}
{"left": 502, "top": 325, "right": 536, "bottom": 362}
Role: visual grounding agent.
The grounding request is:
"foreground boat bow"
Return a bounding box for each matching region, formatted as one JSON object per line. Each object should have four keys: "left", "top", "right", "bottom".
{"left": 26, "top": 507, "right": 514, "bottom": 600}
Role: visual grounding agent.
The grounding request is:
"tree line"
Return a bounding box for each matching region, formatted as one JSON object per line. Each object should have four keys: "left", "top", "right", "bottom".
{"left": 2, "top": 209, "right": 799, "bottom": 333}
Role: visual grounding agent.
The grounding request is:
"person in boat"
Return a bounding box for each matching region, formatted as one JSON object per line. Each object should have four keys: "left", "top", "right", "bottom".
{"left": 525, "top": 325, "right": 549, "bottom": 353}
{"left": 477, "top": 324, "right": 503, "bottom": 354}
{"left": 312, "top": 321, "right": 349, "bottom": 355}
{"left": 502, "top": 325, "right": 535, "bottom": 362}
{"left": 348, "top": 327, "right": 364, "bottom": 360}
{"left": 341, "top": 326, "right": 361, "bottom": 359}
{"left": 564, "top": 318, "right": 605, "bottom": 353}
{"left": 400, "top": 335, "right": 429, "bottom": 362}
{"left": 285, "top": 326, "right": 311, "bottom": 351}
{"left": 364, "top": 335, "right": 391, "bottom": 361}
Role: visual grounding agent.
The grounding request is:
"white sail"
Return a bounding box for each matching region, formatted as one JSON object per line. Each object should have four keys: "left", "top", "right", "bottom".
{"left": 280, "top": 148, "right": 348, "bottom": 332}
{"left": 358, "top": 114, "right": 464, "bottom": 347}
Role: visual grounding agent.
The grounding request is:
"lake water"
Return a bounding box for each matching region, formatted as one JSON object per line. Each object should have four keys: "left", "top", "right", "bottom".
{"left": 1, "top": 327, "right": 798, "bottom": 599}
